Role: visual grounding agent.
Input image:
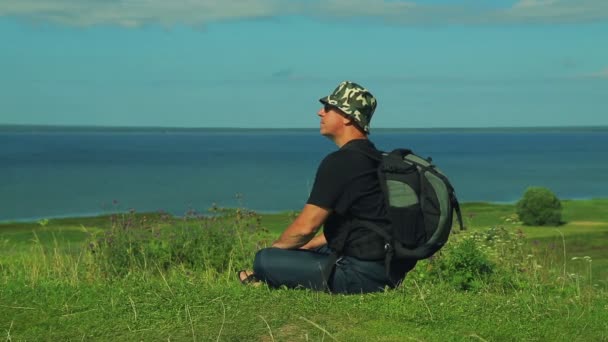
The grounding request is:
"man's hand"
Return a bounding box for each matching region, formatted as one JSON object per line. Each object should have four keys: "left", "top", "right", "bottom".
{"left": 271, "top": 204, "right": 331, "bottom": 249}
{"left": 299, "top": 234, "right": 327, "bottom": 250}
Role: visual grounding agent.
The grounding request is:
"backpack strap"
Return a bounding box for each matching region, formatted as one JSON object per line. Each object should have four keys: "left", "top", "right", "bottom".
{"left": 350, "top": 219, "right": 397, "bottom": 284}
{"left": 320, "top": 219, "right": 354, "bottom": 292}
{"left": 452, "top": 194, "right": 465, "bottom": 230}
{"left": 338, "top": 146, "right": 412, "bottom": 282}
{"left": 319, "top": 143, "right": 386, "bottom": 290}
{"left": 321, "top": 145, "right": 415, "bottom": 286}
{"left": 321, "top": 218, "right": 397, "bottom": 289}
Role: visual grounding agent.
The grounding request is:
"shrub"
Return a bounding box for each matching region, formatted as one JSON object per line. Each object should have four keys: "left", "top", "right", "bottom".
{"left": 412, "top": 226, "right": 535, "bottom": 292}
{"left": 516, "top": 187, "right": 562, "bottom": 226}
{"left": 89, "top": 208, "right": 272, "bottom": 277}
{"left": 424, "top": 237, "right": 495, "bottom": 291}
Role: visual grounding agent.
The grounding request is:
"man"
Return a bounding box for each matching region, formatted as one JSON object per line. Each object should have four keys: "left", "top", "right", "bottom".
{"left": 238, "top": 81, "right": 417, "bottom": 294}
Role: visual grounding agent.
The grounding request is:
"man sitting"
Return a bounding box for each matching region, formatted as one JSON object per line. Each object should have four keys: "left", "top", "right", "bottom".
{"left": 239, "top": 81, "right": 416, "bottom": 294}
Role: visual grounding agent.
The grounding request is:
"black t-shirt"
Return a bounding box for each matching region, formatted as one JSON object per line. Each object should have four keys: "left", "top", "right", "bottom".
{"left": 307, "top": 139, "right": 389, "bottom": 259}
{"left": 307, "top": 139, "right": 417, "bottom": 277}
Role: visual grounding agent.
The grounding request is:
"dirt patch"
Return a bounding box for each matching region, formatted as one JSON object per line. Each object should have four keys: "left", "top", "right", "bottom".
{"left": 569, "top": 221, "right": 607, "bottom": 227}
{"left": 259, "top": 323, "right": 304, "bottom": 342}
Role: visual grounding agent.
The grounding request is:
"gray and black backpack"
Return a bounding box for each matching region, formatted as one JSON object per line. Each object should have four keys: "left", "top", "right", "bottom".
{"left": 373, "top": 148, "right": 464, "bottom": 261}
{"left": 321, "top": 147, "right": 464, "bottom": 287}
{"left": 326, "top": 148, "right": 464, "bottom": 275}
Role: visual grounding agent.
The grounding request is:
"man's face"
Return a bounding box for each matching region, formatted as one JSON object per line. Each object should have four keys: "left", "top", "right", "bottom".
{"left": 317, "top": 104, "right": 347, "bottom": 138}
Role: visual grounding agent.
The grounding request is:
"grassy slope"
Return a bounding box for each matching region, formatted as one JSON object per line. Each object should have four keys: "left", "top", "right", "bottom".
{"left": 3, "top": 277, "right": 606, "bottom": 341}
{"left": 1, "top": 200, "right": 608, "bottom": 341}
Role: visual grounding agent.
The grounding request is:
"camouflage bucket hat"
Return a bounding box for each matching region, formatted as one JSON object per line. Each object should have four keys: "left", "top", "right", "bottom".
{"left": 319, "top": 81, "right": 377, "bottom": 133}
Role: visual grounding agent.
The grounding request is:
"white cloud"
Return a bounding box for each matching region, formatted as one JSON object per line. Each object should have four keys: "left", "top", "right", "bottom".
{"left": 0, "top": 0, "right": 286, "bottom": 27}
{"left": 574, "top": 67, "right": 608, "bottom": 79}
{"left": 513, "top": 0, "right": 560, "bottom": 9}
{"left": 590, "top": 68, "right": 608, "bottom": 78}
{"left": 0, "top": 0, "right": 607, "bottom": 28}
{"left": 505, "top": 0, "right": 608, "bottom": 23}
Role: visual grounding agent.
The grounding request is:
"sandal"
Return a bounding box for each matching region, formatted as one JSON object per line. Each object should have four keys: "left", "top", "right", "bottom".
{"left": 237, "top": 270, "right": 259, "bottom": 284}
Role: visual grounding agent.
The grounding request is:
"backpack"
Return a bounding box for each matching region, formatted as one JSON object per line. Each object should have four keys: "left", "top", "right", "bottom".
{"left": 372, "top": 148, "right": 464, "bottom": 261}
{"left": 321, "top": 147, "right": 464, "bottom": 286}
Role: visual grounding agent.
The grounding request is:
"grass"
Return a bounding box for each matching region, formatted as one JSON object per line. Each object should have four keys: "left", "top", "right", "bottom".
{"left": 458, "top": 199, "right": 608, "bottom": 285}
{"left": 3, "top": 277, "right": 606, "bottom": 341}
{"left": 1, "top": 200, "right": 608, "bottom": 341}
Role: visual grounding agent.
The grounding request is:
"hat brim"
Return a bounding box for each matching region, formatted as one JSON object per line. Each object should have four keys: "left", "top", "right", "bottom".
{"left": 319, "top": 96, "right": 350, "bottom": 116}
{"left": 318, "top": 96, "right": 369, "bottom": 133}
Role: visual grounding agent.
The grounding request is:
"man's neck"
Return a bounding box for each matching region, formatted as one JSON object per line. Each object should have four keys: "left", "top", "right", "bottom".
{"left": 334, "top": 132, "right": 368, "bottom": 148}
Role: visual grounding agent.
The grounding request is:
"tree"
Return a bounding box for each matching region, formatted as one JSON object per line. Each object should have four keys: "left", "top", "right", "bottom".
{"left": 516, "top": 187, "right": 562, "bottom": 226}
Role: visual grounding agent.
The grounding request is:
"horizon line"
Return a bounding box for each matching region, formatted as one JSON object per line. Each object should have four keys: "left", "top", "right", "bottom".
{"left": 2, "top": 123, "right": 608, "bottom": 132}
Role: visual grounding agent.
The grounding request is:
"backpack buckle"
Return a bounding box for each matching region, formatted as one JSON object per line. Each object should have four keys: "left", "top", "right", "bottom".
{"left": 384, "top": 243, "right": 392, "bottom": 252}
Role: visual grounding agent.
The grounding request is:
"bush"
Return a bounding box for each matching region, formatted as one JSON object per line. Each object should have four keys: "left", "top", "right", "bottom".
{"left": 516, "top": 187, "right": 562, "bottom": 226}
{"left": 412, "top": 226, "right": 537, "bottom": 292}
{"left": 423, "top": 237, "right": 495, "bottom": 291}
{"left": 89, "top": 208, "right": 272, "bottom": 277}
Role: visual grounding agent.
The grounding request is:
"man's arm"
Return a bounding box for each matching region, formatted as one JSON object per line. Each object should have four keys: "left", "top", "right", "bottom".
{"left": 271, "top": 204, "right": 331, "bottom": 249}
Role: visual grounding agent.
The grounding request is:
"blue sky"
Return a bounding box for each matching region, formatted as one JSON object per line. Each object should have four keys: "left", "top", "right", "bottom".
{"left": 1, "top": 0, "right": 607, "bottom": 128}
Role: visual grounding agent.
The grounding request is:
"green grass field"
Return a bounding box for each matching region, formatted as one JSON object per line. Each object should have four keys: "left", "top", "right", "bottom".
{"left": 1, "top": 200, "right": 607, "bottom": 341}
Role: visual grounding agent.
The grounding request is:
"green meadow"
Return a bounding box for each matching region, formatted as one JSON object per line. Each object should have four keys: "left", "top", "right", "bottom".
{"left": 1, "top": 200, "right": 607, "bottom": 341}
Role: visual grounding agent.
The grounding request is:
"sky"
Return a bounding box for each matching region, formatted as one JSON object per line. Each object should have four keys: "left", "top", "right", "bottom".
{"left": 0, "top": 0, "right": 607, "bottom": 129}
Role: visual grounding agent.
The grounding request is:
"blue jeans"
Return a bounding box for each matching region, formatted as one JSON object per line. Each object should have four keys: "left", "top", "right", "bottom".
{"left": 253, "top": 245, "right": 402, "bottom": 294}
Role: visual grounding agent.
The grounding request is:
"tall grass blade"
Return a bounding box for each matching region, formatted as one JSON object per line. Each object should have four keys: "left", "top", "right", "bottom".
{"left": 413, "top": 280, "right": 434, "bottom": 321}
{"left": 5, "top": 320, "right": 13, "bottom": 342}
{"left": 185, "top": 304, "right": 196, "bottom": 342}
{"left": 299, "top": 316, "right": 338, "bottom": 341}
{"left": 213, "top": 298, "right": 226, "bottom": 342}
{"left": 258, "top": 315, "right": 275, "bottom": 342}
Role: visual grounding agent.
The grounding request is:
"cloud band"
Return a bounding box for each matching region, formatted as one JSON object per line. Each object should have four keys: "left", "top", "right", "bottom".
{"left": 1, "top": 0, "right": 607, "bottom": 27}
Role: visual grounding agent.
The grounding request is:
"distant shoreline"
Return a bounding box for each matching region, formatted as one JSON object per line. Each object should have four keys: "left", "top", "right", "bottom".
{"left": 1, "top": 124, "right": 608, "bottom": 134}
{"left": 2, "top": 197, "right": 606, "bottom": 224}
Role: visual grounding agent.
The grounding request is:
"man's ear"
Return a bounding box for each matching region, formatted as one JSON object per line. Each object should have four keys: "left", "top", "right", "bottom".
{"left": 342, "top": 116, "right": 354, "bottom": 126}
{"left": 344, "top": 118, "right": 366, "bottom": 135}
